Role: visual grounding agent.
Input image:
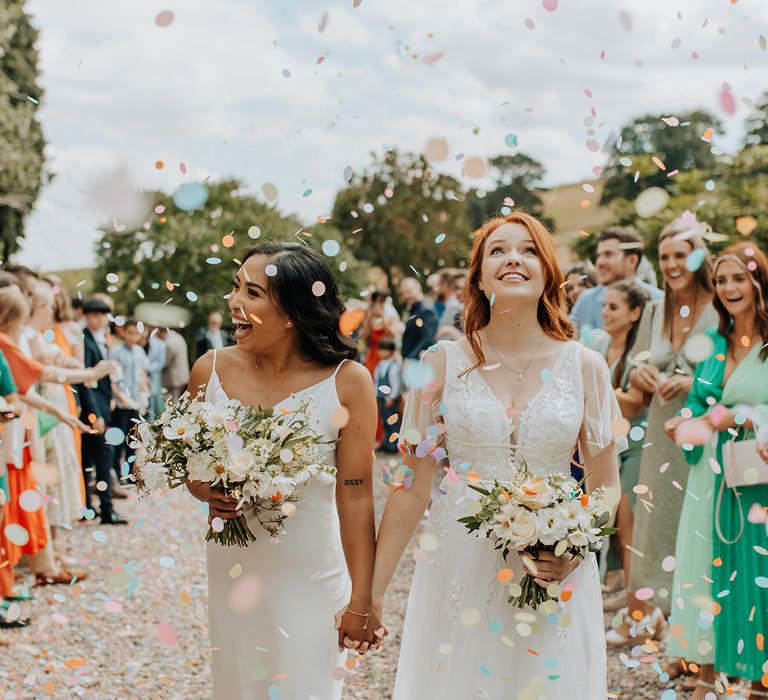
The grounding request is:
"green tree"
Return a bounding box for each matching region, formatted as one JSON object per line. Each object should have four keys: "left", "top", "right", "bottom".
{"left": 0, "top": 0, "right": 47, "bottom": 261}
{"left": 331, "top": 150, "right": 471, "bottom": 295}
{"left": 745, "top": 90, "right": 768, "bottom": 146}
{"left": 577, "top": 145, "right": 768, "bottom": 266}
{"left": 600, "top": 110, "right": 724, "bottom": 205}
{"left": 93, "top": 179, "right": 360, "bottom": 330}
{"left": 465, "top": 153, "right": 548, "bottom": 229}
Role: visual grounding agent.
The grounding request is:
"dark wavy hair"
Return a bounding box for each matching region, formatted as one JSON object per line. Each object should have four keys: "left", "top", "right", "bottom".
{"left": 241, "top": 242, "right": 357, "bottom": 365}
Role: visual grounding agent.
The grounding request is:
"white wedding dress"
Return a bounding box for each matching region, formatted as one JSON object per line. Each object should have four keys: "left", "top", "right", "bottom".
{"left": 393, "top": 340, "right": 625, "bottom": 700}
{"left": 205, "top": 351, "right": 350, "bottom": 699}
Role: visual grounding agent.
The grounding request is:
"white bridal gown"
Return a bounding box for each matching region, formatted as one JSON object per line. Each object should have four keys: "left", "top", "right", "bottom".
{"left": 205, "top": 351, "right": 350, "bottom": 700}
{"left": 393, "top": 340, "right": 625, "bottom": 700}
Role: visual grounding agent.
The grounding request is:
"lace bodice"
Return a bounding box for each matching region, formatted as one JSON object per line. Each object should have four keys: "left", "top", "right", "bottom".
{"left": 401, "top": 339, "right": 626, "bottom": 483}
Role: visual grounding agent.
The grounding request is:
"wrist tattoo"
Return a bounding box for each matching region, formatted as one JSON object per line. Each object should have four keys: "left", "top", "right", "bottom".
{"left": 344, "top": 478, "right": 365, "bottom": 486}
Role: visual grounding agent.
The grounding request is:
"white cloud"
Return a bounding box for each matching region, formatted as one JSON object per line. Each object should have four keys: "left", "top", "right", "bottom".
{"left": 16, "top": 0, "right": 768, "bottom": 271}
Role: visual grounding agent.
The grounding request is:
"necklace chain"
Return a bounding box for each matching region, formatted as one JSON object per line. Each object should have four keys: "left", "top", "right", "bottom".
{"left": 485, "top": 333, "right": 545, "bottom": 382}
{"left": 255, "top": 364, "right": 289, "bottom": 401}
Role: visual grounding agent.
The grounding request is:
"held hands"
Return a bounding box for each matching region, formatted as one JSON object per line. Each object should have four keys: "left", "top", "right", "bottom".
{"left": 334, "top": 598, "right": 387, "bottom": 655}
{"left": 520, "top": 550, "right": 581, "bottom": 588}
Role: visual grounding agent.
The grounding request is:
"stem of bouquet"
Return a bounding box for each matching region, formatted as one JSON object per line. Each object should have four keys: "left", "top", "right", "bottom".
{"left": 508, "top": 573, "right": 556, "bottom": 610}
{"left": 205, "top": 514, "right": 257, "bottom": 547}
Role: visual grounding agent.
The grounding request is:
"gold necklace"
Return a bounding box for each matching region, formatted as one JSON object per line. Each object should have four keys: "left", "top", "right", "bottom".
{"left": 485, "top": 333, "right": 545, "bottom": 382}
{"left": 255, "top": 364, "right": 290, "bottom": 402}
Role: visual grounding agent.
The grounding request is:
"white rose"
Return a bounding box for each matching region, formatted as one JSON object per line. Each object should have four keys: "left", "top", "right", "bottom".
{"left": 227, "top": 450, "right": 255, "bottom": 483}
{"left": 536, "top": 507, "right": 568, "bottom": 546}
{"left": 494, "top": 508, "right": 539, "bottom": 550}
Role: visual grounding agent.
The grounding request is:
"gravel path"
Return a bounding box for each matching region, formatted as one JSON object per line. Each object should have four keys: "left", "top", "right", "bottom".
{"left": 1, "top": 461, "right": 686, "bottom": 699}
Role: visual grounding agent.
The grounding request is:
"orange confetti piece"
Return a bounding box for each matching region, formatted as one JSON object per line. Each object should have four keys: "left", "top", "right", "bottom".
{"left": 272, "top": 674, "right": 289, "bottom": 680}
{"left": 249, "top": 313, "right": 263, "bottom": 325}
{"left": 757, "top": 633, "right": 765, "bottom": 651}
{"left": 560, "top": 590, "right": 572, "bottom": 602}
{"left": 222, "top": 234, "right": 235, "bottom": 248}
{"left": 580, "top": 494, "right": 589, "bottom": 507}
{"left": 64, "top": 658, "right": 87, "bottom": 668}
{"left": 155, "top": 160, "right": 164, "bottom": 170}
{"left": 339, "top": 309, "right": 366, "bottom": 336}
{"left": 527, "top": 648, "right": 540, "bottom": 656}
{"left": 165, "top": 280, "right": 174, "bottom": 292}
{"left": 497, "top": 568, "right": 514, "bottom": 583}
{"left": 713, "top": 557, "right": 723, "bottom": 567}
{"left": 467, "top": 471, "right": 480, "bottom": 484}
{"left": 42, "top": 681, "right": 55, "bottom": 694}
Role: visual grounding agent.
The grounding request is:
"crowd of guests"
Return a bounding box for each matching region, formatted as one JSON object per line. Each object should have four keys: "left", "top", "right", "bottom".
{"left": 356, "top": 268, "right": 467, "bottom": 450}
{"left": 356, "top": 221, "right": 768, "bottom": 697}
{"left": 0, "top": 267, "right": 201, "bottom": 643}
{"left": 3, "top": 219, "right": 768, "bottom": 696}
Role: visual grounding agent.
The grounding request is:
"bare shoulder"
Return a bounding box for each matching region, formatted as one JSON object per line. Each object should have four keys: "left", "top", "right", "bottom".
{"left": 336, "top": 359, "right": 375, "bottom": 405}
{"left": 187, "top": 351, "right": 215, "bottom": 394}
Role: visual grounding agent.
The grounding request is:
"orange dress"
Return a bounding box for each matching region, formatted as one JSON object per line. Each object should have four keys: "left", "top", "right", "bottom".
{"left": 0, "top": 333, "right": 49, "bottom": 565}
{"left": 53, "top": 325, "right": 85, "bottom": 503}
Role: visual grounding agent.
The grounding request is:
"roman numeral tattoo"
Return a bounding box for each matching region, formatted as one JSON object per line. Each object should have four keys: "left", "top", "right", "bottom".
{"left": 343, "top": 478, "right": 365, "bottom": 486}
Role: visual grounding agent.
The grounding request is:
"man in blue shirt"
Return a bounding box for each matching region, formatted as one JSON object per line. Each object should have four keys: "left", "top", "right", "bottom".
{"left": 570, "top": 226, "right": 663, "bottom": 332}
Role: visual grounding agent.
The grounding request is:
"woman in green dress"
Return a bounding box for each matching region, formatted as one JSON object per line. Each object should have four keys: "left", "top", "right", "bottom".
{"left": 667, "top": 241, "right": 768, "bottom": 697}
{"left": 610, "top": 219, "right": 716, "bottom": 651}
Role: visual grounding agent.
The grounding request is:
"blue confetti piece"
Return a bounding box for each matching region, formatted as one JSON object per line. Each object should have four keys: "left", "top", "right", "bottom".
{"left": 206, "top": 257, "right": 222, "bottom": 265}
{"left": 186, "top": 291, "right": 199, "bottom": 302}
{"left": 660, "top": 690, "right": 677, "bottom": 700}
{"left": 480, "top": 665, "right": 491, "bottom": 676}
{"left": 489, "top": 293, "right": 496, "bottom": 306}
{"left": 435, "top": 233, "right": 446, "bottom": 244}
{"left": 173, "top": 182, "right": 209, "bottom": 211}
{"left": 544, "top": 658, "right": 558, "bottom": 668}
{"left": 540, "top": 368, "right": 552, "bottom": 383}
{"left": 159, "top": 556, "right": 175, "bottom": 569}
{"left": 487, "top": 619, "right": 502, "bottom": 633}
{"left": 505, "top": 133, "right": 518, "bottom": 147}
{"left": 92, "top": 530, "right": 108, "bottom": 544}
{"left": 685, "top": 248, "right": 706, "bottom": 272}
{"left": 755, "top": 577, "right": 768, "bottom": 588}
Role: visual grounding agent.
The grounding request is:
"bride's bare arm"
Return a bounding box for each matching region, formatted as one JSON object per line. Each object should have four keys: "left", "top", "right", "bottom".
{"left": 335, "top": 361, "right": 379, "bottom": 651}
{"left": 371, "top": 347, "right": 445, "bottom": 606}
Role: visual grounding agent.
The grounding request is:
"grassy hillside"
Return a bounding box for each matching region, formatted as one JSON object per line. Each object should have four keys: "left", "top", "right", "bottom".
{"left": 536, "top": 178, "right": 615, "bottom": 261}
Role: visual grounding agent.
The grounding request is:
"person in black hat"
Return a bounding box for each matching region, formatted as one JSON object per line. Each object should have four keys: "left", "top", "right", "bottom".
{"left": 75, "top": 298, "right": 128, "bottom": 525}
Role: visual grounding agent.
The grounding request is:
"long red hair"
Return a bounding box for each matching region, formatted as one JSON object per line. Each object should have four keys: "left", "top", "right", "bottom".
{"left": 463, "top": 212, "right": 574, "bottom": 370}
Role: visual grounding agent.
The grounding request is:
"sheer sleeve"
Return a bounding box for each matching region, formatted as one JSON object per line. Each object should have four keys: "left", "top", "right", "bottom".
{"left": 578, "top": 344, "right": 629, "bottom": 457}
{"left": 397, "top": 343, "right": 447, "bottom": 465}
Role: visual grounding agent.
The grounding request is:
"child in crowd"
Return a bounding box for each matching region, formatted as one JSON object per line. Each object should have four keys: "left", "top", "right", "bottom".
{"left": 373, "top": 338, "right": 402, "bottom": 453}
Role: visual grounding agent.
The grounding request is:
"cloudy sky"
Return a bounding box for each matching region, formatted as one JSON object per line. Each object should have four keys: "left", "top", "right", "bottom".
{"left": 16, "top": 0, "right": 768, "bottom": 271}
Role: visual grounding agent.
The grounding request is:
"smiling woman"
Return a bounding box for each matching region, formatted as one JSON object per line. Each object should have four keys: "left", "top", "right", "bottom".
{"left": 184, "top": 240, "right": 379, "bottom": 700}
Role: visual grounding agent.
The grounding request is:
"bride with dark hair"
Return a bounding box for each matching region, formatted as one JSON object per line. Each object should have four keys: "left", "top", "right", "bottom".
{"left": 186, "top": 242, "right": 380, "bottom": 699}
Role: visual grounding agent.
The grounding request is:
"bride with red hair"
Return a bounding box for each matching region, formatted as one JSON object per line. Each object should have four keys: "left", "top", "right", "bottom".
{"left": 371, "top": 212, "right": 623, "bottom": 698}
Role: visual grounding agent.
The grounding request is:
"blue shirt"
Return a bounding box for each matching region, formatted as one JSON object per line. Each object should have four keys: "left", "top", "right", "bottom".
{"left": 570, "top": 281, "right": 664, "bottom": 331}
{"left": 109, "top": 343, "right": 149, "bottom": 407}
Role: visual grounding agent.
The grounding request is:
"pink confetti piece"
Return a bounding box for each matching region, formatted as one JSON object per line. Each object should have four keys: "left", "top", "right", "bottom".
{"left": 542, "top": 0, "right": 558, "bottom": 10}
{"left": 720, "top": 85, "right": 736, "bottom": 115}
{"left": 179, "top": 162, "right": 187, "bottom": 174}
{"left": 423, "top": 52, "right": 443, "bottom": 64}
{"left": 157, "top": 622, "right": 179, "bottom": 646}
{"left": 155, "top": 11, "right": 174, "bottom": 27}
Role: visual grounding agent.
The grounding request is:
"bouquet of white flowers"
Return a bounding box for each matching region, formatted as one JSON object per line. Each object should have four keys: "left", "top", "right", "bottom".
{"left": 458, "top": 463, "right": 615, "bottom": 610}
{"left": 130, "top": 392, "right": 336, "bottom": 546}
